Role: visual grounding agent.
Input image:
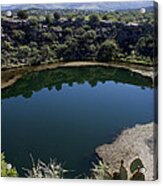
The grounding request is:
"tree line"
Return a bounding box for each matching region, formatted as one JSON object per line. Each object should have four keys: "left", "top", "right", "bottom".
{"left": 1, "top": 9, "right": 157, "bottom": 68}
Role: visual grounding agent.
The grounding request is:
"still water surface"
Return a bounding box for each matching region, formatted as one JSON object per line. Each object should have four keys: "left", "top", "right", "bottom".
{"left": 1, "top": 67, "right": 155, "bottom": 177}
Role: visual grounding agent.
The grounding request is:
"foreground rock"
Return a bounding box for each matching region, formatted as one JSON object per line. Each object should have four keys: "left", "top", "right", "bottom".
{"left": 96, "top": 122, "right": 158, "bottom": 180}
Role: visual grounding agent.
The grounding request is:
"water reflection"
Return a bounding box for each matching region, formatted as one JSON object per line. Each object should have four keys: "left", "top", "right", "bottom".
{"left": 2, "top": 67, "right": 153, "bottom": 99}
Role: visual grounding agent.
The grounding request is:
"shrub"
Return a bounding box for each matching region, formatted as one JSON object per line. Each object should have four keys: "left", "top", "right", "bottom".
{"left": 97, "top": 40, "right": 119, "bottom": 62}
{"left": 17, "top": 10, "right": 28, "bottom": 19}
{"left": 89, "top": 14, "right": 100, "bottom": 25}
{"left": 53, "top": 12, "right": 61, "bottom": 21}
{"left": 1, "top": 153, "right": 18, "bottom": 177}
{"left": 91, "top": 159, "right": 145, "bottom": 180}
{"left": 23, "top": 155, "right": 68, "bottom": 178}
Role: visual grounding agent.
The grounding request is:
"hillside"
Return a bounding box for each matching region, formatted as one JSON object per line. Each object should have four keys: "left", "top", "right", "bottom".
{"left": 2, "top": 1, "right": 154, "bottom": 11}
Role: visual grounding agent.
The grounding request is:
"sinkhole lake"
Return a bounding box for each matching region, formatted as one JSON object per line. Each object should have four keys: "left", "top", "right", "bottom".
{"left": 2, "top": 66, "right": 155, "bottom": 177}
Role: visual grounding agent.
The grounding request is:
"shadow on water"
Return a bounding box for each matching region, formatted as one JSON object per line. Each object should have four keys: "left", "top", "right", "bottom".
{"left": 2, "top": 66, "right": 153, "bottom": 99}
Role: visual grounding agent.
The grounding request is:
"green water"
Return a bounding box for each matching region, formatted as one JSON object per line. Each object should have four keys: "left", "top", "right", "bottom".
{"left": 1, "top": 67, "right": 155, "bottom": 178}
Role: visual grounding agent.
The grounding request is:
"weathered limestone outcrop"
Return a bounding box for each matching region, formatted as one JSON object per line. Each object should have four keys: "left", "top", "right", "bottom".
{"left": 96, "top": 122, "right": 158, "bottom": 180}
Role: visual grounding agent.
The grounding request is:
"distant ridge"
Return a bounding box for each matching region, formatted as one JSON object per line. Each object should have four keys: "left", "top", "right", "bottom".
{"left": 2, "top": 1, "right": 154, "bottom": 11}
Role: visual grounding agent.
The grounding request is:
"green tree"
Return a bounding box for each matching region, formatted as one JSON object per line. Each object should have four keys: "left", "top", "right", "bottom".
{"left": 28, "top": 47, "right": 41, "bottom": 66}
{"left": 42, "top": 32, "right": 54, "bottom": 42}
{"left": 102, "top": 14, "right": 109, "bottom": 20}
{"left": 17, "top": 10, "right": 28, "bottom": 19}
{"left": 29, "top": 17, "right": 38, "bottom": 26}
{"left": 63, "top": 38, "right": 79, "bottom": 61}
{"left": 67, "top": 14, "right": 73, "bottom": 21}
{"left": 45, "top": 15, "right": 53, "bottom": 25}
{"left": 82, "top": 30, "right": 96, "bottom": 43}
{"left": 2, "top": 41, "right": 13, "bottom": 50}
{"left": 53, "top": 12, "right": 61, "bottom": 21}
{"left": 97, "top": 40, "right": 118, "bottom": 62}
{"left": 56, "top": 44, "right": 68, "bottom": 60}
{"left": 12, "top": 30, "right": 25, "bottom": 42}
{"left": 40, "top": 45, "right": 56, "bottom": 63}
{"left": 63, "top": 27, "right": 73, "bottom": 37}
{"left": 136, "top": 35, "right": 154, "bottom": 59}
{"left": 29, "top": 41, "right": 38, "bottom": 48}
{"left": 76, "top": 15, "right": 84, "bottom": 22}
{"left": 17, "top": 45, "right": 31, "bottom": 62}
{"left": 75, "top": 27, "right": 85, "bottom": 37}
{"left": 89, "top": 14, "right": 100, "bottom": 26}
